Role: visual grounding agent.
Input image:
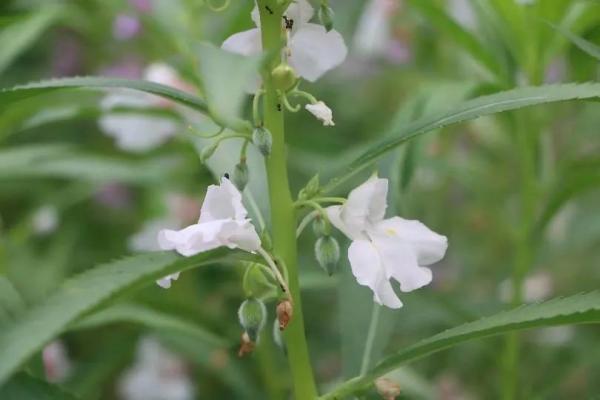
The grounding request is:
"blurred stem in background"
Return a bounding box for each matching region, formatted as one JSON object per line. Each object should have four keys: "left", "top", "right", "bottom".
{"left": 502, "top": 110, "right": 538, "bottom": 400}
{"left": 257, "top": 1, "right": 318, "bottom": 399}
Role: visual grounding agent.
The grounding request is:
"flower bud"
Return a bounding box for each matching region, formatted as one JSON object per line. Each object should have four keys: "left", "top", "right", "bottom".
{"left": 243, "top": 263, "right": 277, "bottom": 299}
{"left": 271, "top": 63, "right": 298, "bottom": 92}
{"left": 276, "top": 299, "right": 293, "bottom": 331}
{"left": 318, "top": 5, "right": 334, "bottom": 32}
{"left": 252, "top": 127, "right": 272, "bottom": 156}
{"left": 298, "top": 173, "right": 320, "bottom": 200}
{"left": 315, "top": 236, "right": 340, "bottom": 276}
{"left": 200, "top": 142, "right": 219, "bottom": 163}
{"left": 232, "top": 160, "right": 249, "bottom": 191}
{"left": 375, "top": 377, "right": 401, "bottom": 400}
{"left": 238, "top": 298, "right": 267, "bottom": 342}
{"left": 312, "top": 214, "right": 331, "bottom": 237}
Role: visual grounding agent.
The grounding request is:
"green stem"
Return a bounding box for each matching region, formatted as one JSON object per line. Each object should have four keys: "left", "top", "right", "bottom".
{"left": 360, "top": 303, "right": 381, "bottom": 376}
{"left": 257, "top": 2, "right": 318, "bottom": 399}
{"left": 502, "top": 112, "right": 536, "bottom": 400}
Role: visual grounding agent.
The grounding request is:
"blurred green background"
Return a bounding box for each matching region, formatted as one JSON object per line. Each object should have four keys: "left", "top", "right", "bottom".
{"left": 0, "top": 0, "right": 599, "bottom": 399}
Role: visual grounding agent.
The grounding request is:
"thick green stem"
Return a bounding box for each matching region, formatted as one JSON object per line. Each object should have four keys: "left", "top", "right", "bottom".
{"left": 502, "top": 112, "right": 536, "bottom": 400}
{"left": 257, "top": 2, "right": 318, "bottom": 399}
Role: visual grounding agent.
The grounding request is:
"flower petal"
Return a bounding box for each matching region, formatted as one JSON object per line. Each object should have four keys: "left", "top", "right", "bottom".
{"left": 198, "top": 178, "right": 247, "bottom": 223}
{"left": 348, "top": 239, "right": 403, "bottom": 308}
{"left": 156, "top": 273, "right": 179, "bottom": 289}
{"left": 98, "top": 114, "right": 178, "bottom": 152}
{"left": 340, "top": 176, "right": 388, "bottom": 232}
{"left": 370, "top": 231, "right": 433, "bottom": 292}
{"left": 158, "top": 221, "right": 226, "bottom": 256}
{"left": 221, "top": 28, "right": 262, "bottom": 57}
{"left": 217, "top": 220, "right": 261, "bottom": 252}
{"left": 288, "top": 23, "right": 347, "bottom": 82}
{"left": 285, "top": 0, "right": 314, "bottom": 27}
{"left": 374, "top": 217, "right": 448, "bottom": 265}
{"left": 326, "top": 205, "right": 366, "bottom": 241}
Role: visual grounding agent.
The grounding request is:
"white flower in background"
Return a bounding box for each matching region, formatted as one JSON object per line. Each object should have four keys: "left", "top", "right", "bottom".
{"left": 42, "top": 341, "right": 72, "bottom": 383}
{"left": 222, "top": 0, "right": 347, "bottom": 82}
{"left": 498, "top": 271, "right": 553, "bottom": 303}
{"left": 353, "top": 0, "right": 400, "bottom": 58}
{"left": 535, "top": 326, "right": 575, "bottom": 346}
{"left": 448, "top": 0, "right": 476, "bottom": 29}
{"left": 98, "top": 63, "right": 184, "bottom": 152}
{"left": 305, "top": 101, "right": 334, "bottom": 126}
{"left": 327, "top": 176, "right": 448, "bottom": 308}
{"left": 118, "top": 337, "right": 195, "bottom": 400}
{"left": 157, "top": 178, "right": 261, "bottom": 287}
{"left": 32, "top": 205, "right": 59, "bottom": 235}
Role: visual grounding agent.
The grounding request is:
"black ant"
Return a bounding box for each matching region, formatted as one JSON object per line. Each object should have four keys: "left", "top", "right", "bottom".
{"left": 265, "top": 5, "right": 274, "bottom": 14}
{"left": 283, "top": 16, "right": 294, "bottom": 30}
{"left": 277, "top": 103, "right": 282, "bottom": 111}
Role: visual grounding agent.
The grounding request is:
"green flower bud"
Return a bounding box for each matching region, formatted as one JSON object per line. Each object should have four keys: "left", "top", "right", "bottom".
{"left": 232, "top": 160, "right": 249, "bottom": 191}
{"left": 200, "top": 142, "right": 219, "bottom": 163}
{"left": 318, "top": 4, "right": 334, "bottom": 32}
{"left": 243, "top": 263, "right": 277, "bottom": 299}
{"left": 315, "top": 236, "right": 340, "bottom": 276}
{"left": 298, "top": 173, "right": 320, "bottom": 200}
{"left": 312, "top": 214, "right": 331, "bottom": 237}
{"left": 271, "top": 63, "right": 298, "bottom": 92}
{"left": 238, "top": 298, "right": 267, "bottom": 342}
{"left": 252, "top": 127, "right": 272, "bottom": 156}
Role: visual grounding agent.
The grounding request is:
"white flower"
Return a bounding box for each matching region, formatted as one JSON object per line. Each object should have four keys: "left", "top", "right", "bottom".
{"left": 326, "top": 176, "right": 447, "bottom": 308}
{"left": 157, "top": 178, "right": 261, "bottom": 287}
{"left": 222, "top": 0, "right": 347, "bottom": 82}
{"left": 353, "top": 0, "right": 400, "bottom": 57}
{"left": 98, "top": 63, "right": 184, "bottom": 152}
{"left": 118, "top": 337, "right": 195, "bottom": 400}
{"left": 305, "top": 101, "right": 334, "bottom": 126}
{"left": 32, "top": 205, "right": 59, "bottom": 235}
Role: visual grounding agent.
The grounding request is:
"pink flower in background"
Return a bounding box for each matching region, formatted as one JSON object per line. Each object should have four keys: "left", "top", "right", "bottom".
{"left": 113, "top": 14, "right": 142, "bottom": 40}
{"left": 94, "top": 183, "right": 134, "bottom": 210}
{"left": 43, "top": 341, "right": 72, "bottom": 383}
{"left": 129, "top": 0, "right": 152, "bottom": 13}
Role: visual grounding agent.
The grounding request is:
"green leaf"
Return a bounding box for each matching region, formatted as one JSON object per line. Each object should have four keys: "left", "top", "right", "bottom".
{"left": 320, "top": 291, "right": 600, "bottom": 399}
{"left": 71, "top": 303, "right": 228, "bottom": 348}
{"left": 406, "top": 0, "right": 503, "bottom": 79}
{"left": 0, "top": 6, "right": 63, "bottom": 74}
{"left": 546, "top": 21, "right": 600, "bottom": 61}
{"left": 0, "top": 249, "right": 248, "bottom": 385}
{"left": 196, "top": 42, "right": 260, "bottom": 131}
{"left": 0, "top": 373, "right": 79, "bottom": 400}
{"left": 0, "top": 277, "right": 25, "bottom": 328}
{"left": 0, "top": 144, "right": 183, "bottom": 184}
{"left": 323, "top": 83, "right": 600, "bottom": 193}
{"left": 0, "top": 77, "right": 208, "bottom": 115}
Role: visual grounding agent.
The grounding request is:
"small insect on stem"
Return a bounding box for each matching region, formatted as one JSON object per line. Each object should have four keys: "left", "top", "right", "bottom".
{"left": 265, "top": 5, "right": 274, "bottom": 14}
{"left": 283, "top": 16, "right": 294, "bottom": 30}
{"left": 277, "top": 103, "right": 282, "bottom": 112}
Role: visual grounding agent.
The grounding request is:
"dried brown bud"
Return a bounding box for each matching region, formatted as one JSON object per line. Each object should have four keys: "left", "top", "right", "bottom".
{"left": 237, "top": 331, "right": 255, "bottom": 358}
{"left": 276, "top": 299, "right": 293, "bottom": 331}
{"left": 375, "top": 378, "right": 401, "bottom": 400}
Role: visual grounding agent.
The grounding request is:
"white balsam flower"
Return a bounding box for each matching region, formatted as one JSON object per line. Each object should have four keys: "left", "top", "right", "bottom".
{"left": 98, "top": 63, "right": 183, "bottom": 152}
{"left": 156, "top": 178, "right": 261, "bottom": 288}
{"left": 327, "top": 176, "right": 448, "bottom": 308}
{"left": 118, "top": 337, "right": 195, "bottom": 400}
{"left": 305, "top": 101, "right": 334, "bottom": 126}
{"left": 222, "top": 0, "right": 347, "bottom": 82}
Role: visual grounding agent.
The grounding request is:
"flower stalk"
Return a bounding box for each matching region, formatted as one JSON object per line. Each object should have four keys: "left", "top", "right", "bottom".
{"left": 257, "top": 1, "right": 318, "bottom": 398}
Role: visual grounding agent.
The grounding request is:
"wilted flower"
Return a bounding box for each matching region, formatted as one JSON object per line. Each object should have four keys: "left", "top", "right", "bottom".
{"left": 222, "top": 0, "right": 347, "bottom": 82}
{"left": 305, "top": 101, "right": 335, "bottom": 126}
{"left": 118, "top": 337, "right": 194, "bottom": 400}
{"left": 327, "top": 176, "right": 447, "bottom": 308}
{"left": 157, "top": 178, "right": 261, "bottom": 286}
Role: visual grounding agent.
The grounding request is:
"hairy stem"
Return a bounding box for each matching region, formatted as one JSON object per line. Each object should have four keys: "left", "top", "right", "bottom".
{"left": 257, "top": 1, "right": 318, "bottom": 399}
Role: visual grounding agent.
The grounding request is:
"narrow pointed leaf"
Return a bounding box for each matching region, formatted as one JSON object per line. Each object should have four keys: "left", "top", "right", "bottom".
{"left": 320, "top": 291, "right": 600, "bottom": 399}
{"left": 323, "top": 83, "right": 600, "bottom": 192}
{"left": 0, "top": 249, "right": 249, "bottom": 385}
